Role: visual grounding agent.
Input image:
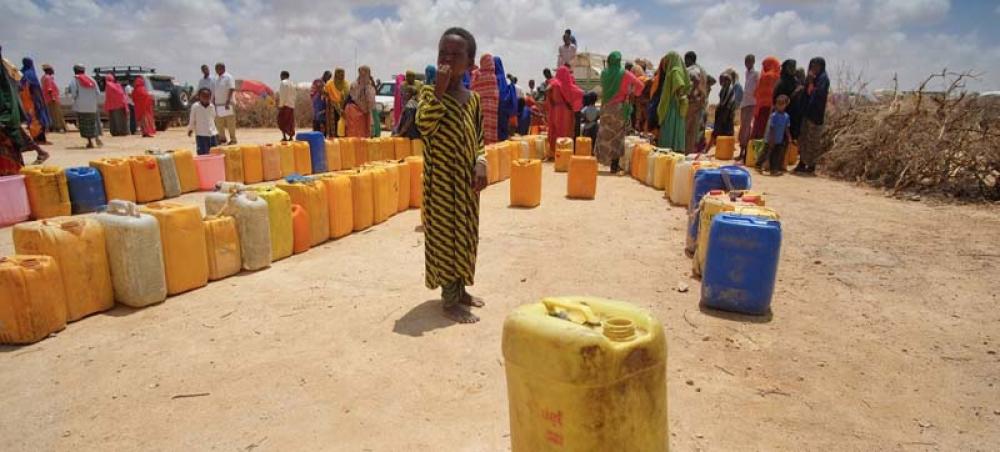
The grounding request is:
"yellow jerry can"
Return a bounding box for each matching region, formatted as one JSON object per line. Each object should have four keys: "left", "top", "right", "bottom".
{"left": 325, "top": 139, "right": 343, "bottom": 172}
{"left": 90, "top": 158, "right": 137, "bottom": 202}
{"left": 141, "top": 202, "right": 209, "bottom": 295}
{"left": 276, "top": 179, "right": 329, "bottom": 246}
{"left": 405, "top": 156, "right": 423, "bottom": 209}
{"left": 203, "top": 215, "right": 242, "bottom": 281}
{"left": 20, "top": 165, "right": 71, "bottom": 219}
{"left": 277, "top": 142, "right": 297, "bottom": 178}
{"left": 0, "top": 255, "right": 67, "bottom": 344}
{"left": 502, "top": 297, "right": 667, "bottom": 452}
{"left": 292, "top": 140, "right": 312, "bottom": 175}
{"left": 250, "top": 186, "right": 294, "bottom": 261}
{"left": 348, "top": 170, "right": 374, "bottom": 231}
{"left": 340, "top": 138, "right": 357, "bottom": 169}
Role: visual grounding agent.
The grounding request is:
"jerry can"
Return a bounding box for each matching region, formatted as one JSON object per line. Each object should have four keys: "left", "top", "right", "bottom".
{"left": 691, "top": 166, "right": 752, "bottom": 213}
{"left": 141, "top": 202, "right": 209, "bottom": 295}
{"left": 633, "top": 145, "right": 650, "bottom": 183}
{"left": 241, "top": 144, "right": 264, "bottom": 184}
{"left": 393, "top": 161, "right": 411, "bottom": 213}
{"left": 378, "top": 137, "right": 394, "bottom": 161}
{"left": 20, "top": 165, "right": 71, "bottom": 219}
{"left": 556, "top": 137, "right": 573, "bottom": 155}
{"left": 510, "top": 159, "right": 542, "bottom": 208}
{"left": 65, "top": 166, "right": 107, "bottom": 214}
{"left": 554, "top": 148, "right": 573, "bottom": 173}
{"left": 622, "top": 136, "right": 645, "bottom": 173}
{"left": 574, "top": 136, "right": 592, "bottom": 157}
{"left": 486, "top": 145, "right": 501, "bottom": 183}
{"left": 340, "top": 137, "right": 358, "bottom": 169}
{"left": 250, "top": 186, "right": 293, "bottom": 261}
{"left": 277, "top": 177, "right": 328, "bottom": 246}
{"left": 785, "top": 141, "right": 799, "bottom": 170}
{"left": 90, "top": 158, "right": 137, "bottom": 202}
{"left": 745, "top": 139, "right": 765, "bottom": 168}
{"left": 210, "top": 145, "right": 245, "bottom": 182}
{"left": 146, "top": 151, "right": 181, "bottom": 198}
{"left": 291, "top": 204, "right": 311, "bottom": 254}
{"left": 691, "top": 191, "right": 753, "bottom": 276}
{"left": 193, "top": 154, "right": 225, "bottom": 191}
{"left": 686, "top": 161, "right": 720, "bottom": 205}
{"left": 661, "top": 153, "right": 684, "bottom": 200}
{"left": 380, "top": 163, "right": 402, "bottom": 216}
{"left": 261, "top": 144, "right": 283, "bottom": 181}
{"left": 0, "top": 175, "right": 30, "bottom": 226}
{"left": 669, "top": 159, "right": 692, "bottom": 205}
{"left": 410, "top": 138, "right": 424, "bottom": 158}
{"left": 317, "top": 174, "right": 354, "bottom": 239}
{"left": 517, "top": 139, "right": 531, "bottom": 160}
{"left": 715, "top": 136, "right": 735, "bottom": 160}
{"left": 393, "top": 137, "right": 410, "bottom": 160}
{"left": 702, "top": 213, "right": 782, "bottom": 315}
{"left": 325, "top": 139, "right": 343, "bottom": 172}
{"left": 537, "top": 136, "right": 551, "bottom": 160}
{"left": 348, "top": 171, "right": 374, "bottom": 231}
{"left": 502, "top": 297, "right": 667, "bottom": 452}
{"left": 205, "top": 189, "right": 272, "bottom": 271}
{"left": 645, "top": 149, "right": 661, "bottom": 187}
{"left": 368, "top": 166, "right": 394, "bottom": 224}
{"left": 93, "top": 201, "right": 167, "bottom": 307}
{"left": 13, "top": 217, "right": 114, "bottom": 321}
{"left": 203, "top": 215, "right": 242, "bottom": 281}
{"left": 296, "top": 131, "right": 327, "bottom": 173}
{"left": 405, "top": 156, "right": 424, "bottom": 208}
{"left": 277, "top": 142, "right": 296, "bottom": 177}
{"left": 127, "top": 156, "right": 165, "bottom": 203}
{"left": 0, "top": 256, "right": 67, "bottom": 344}
{"left": 628, "top": 144, "right": 642, "bottom": 179}
{"left": 567, "top": 156, "right": 598, "bottom": 200}
{"left": 353, "top": 139, "right": 370, "bottom": 166}
{"left": 169, "top": 149, "right": 199, "bottom": 193}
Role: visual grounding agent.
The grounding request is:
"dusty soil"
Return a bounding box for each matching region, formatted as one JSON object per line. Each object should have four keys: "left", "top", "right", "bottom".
{"left": 1, "top": 129, "right": 999, "bottom": 451}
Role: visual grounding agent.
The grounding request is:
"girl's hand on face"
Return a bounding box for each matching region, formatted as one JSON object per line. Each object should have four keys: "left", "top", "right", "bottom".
{"left": 435, "top": 64, "right": 452, "bottom": 99}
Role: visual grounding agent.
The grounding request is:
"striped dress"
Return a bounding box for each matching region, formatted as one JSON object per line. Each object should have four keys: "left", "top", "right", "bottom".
{"left": 416, "top": 85, "right": 484, "bottom": 291}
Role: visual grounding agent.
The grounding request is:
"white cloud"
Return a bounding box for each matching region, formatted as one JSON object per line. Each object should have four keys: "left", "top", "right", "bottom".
{"left": 0, "top": 0, "right": 995, "bottom": 94}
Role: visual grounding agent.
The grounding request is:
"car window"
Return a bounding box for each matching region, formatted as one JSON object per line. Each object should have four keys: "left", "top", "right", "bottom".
{"left": 150, "top": 79, "right": 173, "bottom": 92}
{"left": 378, "top": 83, "right": 395, "bottom": 97}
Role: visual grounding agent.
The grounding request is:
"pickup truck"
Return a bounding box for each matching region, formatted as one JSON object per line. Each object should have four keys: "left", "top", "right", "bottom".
{"left": 61, "top": 66, "right": 191, "bottom": 131}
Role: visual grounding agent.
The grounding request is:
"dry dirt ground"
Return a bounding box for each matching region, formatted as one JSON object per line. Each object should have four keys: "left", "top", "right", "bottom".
{"left": 1, "top": 129, "right": 999, "bottom": 451}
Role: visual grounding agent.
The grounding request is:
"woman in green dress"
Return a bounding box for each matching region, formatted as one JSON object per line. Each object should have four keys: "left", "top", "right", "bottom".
{"left": 654, "top": 51, "right": 691, "bottom": 151}
{"left": 417, "top": 27, "right": 488, "bottom": 324}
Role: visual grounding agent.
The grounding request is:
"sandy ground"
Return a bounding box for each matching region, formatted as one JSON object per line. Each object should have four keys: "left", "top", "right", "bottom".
{"left": 1, "top": 129, "right": 999, "bottom": 451}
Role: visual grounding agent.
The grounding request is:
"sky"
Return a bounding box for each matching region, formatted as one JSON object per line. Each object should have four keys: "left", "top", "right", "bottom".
{"left": 1, "top": 0, "right": 998, "bottom": 92}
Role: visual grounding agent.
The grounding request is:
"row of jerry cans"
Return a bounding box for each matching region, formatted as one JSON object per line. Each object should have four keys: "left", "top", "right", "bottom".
{"left": 207, "top": 135, "right": 424, "bottom": 186}
{"left": 553, "top": 136, "right": 593, "bottom": 172}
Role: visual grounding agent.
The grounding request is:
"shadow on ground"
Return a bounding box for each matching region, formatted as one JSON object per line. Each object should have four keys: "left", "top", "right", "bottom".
{"left": 393, "top": 299, "right": 457, "bottom": 337}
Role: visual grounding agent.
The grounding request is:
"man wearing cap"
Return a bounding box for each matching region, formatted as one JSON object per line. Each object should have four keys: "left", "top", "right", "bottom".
{"left": 40, "top": 64, "right": 65, "bottom": 133}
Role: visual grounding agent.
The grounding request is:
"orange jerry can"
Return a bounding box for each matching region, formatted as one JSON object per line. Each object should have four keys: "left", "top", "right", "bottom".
{"left": 405, "top": 156, "right": 424, "bottom": 208}
{"left": 292, "top": 140, "right": 312, "bottom": 175}
{"left": 379, "top": 138, "right": 395, "bottom": 161}
{"left": 357, "top": 139, "right": 373, "bottom": 166}
{"left": 325, "top": 139, "right": 343, "bottom": 172}
{"left": 486, "top": 146, "right": 501, "bottom": 184}
{"left": 715, "top": 136, "right": 736, "bottom": 161}
{"left": 141, "top": 202, "right": 209, "bottom": 295}
{"left": 127, "top": 156, "right": 165, "bottom": 203}
{"left": 348, "top": 171, "right": 375, "bottom": 231}
{"left": 554, "top": 148, "right": 573, "bottom": 173}
{"left": 260, "top": 144, "right": 283, "bottom": 181}
{"left": 393, "top": 137, "right": 411, "bottom": 160}
{"left": 242, "top": 144, "right": 264, "bottom": 184}
{"left": 498, "top": 142, "right": 513, "bottom": 181}
{"left": 19, "top": 165, "right": 71, "bottom": 219}
{"left": 170, "top": 150, "right": 200, "bottom": 193}
{"left": 340, "top": 137, "right": 358, "bottom": 169}
{"left": 291, "top": 204, "right": 311, "bottom": 254}
{"left": 392, "top": 162, "right": 411, "bottom": 213}
{"left": 277, "top": 142, "right": 297, "bottom": 177}
{"left": 318, "top": 174, "right": 354, "bottom": 239}
{"left": 567, "top": 156, "right": 598, "bottom": 199}
{"left": 510, "top": 159, "right": 542, "bottom": 208}
{"left": 277, "top": 178, "right": 329, "bottom": 246}
{"left": 368, "top": 166, "right": 394, "bottom": 224}
{"left": 0, "top": 255, "right": 67, "bottom": 344}
{"left": 90, "top": 158, "right": 137, "bottom": 202}
{"left": 203, "top": 215, "right": 242, "bottom": 281}
{"left": 574, "top": 136, "right": 593, "bottom": 157}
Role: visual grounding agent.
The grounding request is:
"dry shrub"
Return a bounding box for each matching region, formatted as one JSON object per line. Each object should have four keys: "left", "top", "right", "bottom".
{"left": 235, "top": 87, "right": 317, "bottom": 129}
{"left": 821, "top": 69, "right": 1000, "bottom": 201}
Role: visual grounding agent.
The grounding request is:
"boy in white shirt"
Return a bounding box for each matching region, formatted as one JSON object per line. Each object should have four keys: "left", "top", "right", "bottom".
{"left": 188, "top": 88, "right": 218, "bottom": 155}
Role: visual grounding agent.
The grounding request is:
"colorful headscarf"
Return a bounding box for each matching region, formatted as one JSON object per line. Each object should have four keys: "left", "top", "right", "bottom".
{"left": 103, "top": 74, "right": 128, "bottom": 112}
{"left": 655, "top": 51, "right": 691, "bottom": 122}
{"left": 311, "top": 79, "right": 324, "bottom": 97}
{"left": 755, "top": 56, "right": 780, "bottom": 109}
{"left": 550, "top": 66, "right": 584, "bottom": 112}
{"left": 494, "top": 56, "right": 517, "bottom": 115}
{"left": 325, "top": 68, "right": 349, "bottom": 105}
{"left": 350, "top": 66, "right": 376, "bottom": 112}
{"left": 600, "top": 51, "right": 626, "bottom": 103}
{"left": 473, "top": 54, "right": 499, "bottom": 101}
{"left": 393, "top": 73, "right": 405, "bottom": 124}
{"left": 20, "top": 57, "right": 50, "bottom": 127}
{"left": 132, "top": 76, "right": 153, "bottom": 113}
{"left": 1, "top": 57, "right": 22, "bottom": 127}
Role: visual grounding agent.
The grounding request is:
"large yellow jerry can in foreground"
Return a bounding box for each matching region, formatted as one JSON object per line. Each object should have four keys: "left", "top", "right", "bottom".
{"left": 502, "top": 296, "right": 667, "bottom": 452}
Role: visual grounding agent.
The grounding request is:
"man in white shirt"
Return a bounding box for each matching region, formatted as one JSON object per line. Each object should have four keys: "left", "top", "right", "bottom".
{"left": 739, "top": 54, "right": 759, "bottom": 156}
{"left": 193, "top": 64, "right": 213, "bottom": 106}
{"left": 557, "top": 32, "right": 577, "bottom": 68}
{"left": 277, "top": 71, "right": 296, "bottom": 141}
{"left": 212, "top": 62, "right": 237, "bottom": 144}
{"left": 188, "top": 87, "right": 218, "bottom": 155}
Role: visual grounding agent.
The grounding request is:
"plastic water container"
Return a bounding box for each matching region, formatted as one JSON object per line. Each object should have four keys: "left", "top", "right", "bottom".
{"left": 250, "top": 186, "right": 293, "bottom": 261}
{"left": 241, "top": 144, "right": 264, "bottom": 184}
{"left": 203, "top": 215, "right": 242, "bottom": 281}
{"left": 348, "top": 171, "right": 374, "bottom": 231}
{"left": 746, "top": 139, "right": 765, "bottom": 167}
{"left": 411, "top": 138, "right": 424, "bottom": 158}
{"left": 169, "top": 149, "right": 199, "bottom": 193}
{"left": 503, "top": 297, "right": 667, "bottom": 452}
{"left": 90, "top": 158, "right": 137, "bottom": 202}
{"left": 715, "top": 136, "right": 735, "bottom": 160}
{"left": 0, "top": 256, "right": 67, "bottom": 344}
{"left": 292, "top": 140, "right": 313, "bottom": 175}
{"left": 645, "top": 149, "right": 659, "bottom": 186}
{"left": 128, "top": 156, "right": 165, "bottom": 203}
{"left": 690, "top": 191, "right": 758, "bottom": 274}
{"left": 147, "top": 151, "right": 181, "bottom": 198}
{"left": 291, "top": 204, "right": 311, "bottom": 254}
{"left": 20, "top": 165, "right": 71, "bottom": 219}
{"left": 205, "top": 189, "right": 272, "bottom": 271}
{"left": 13, "top": 217, "right": 114, "bottom": 321}
{"left": 355, "top": 138, "right": 372, "bottom": 166}
{"left": 325, "top": 139, "right": 342, "bottom": 172}
{"left": 368, "top": 166, "right": 394, "bottom": 224}
{"left": 554, "top": 148, "right": 573, "bottom": 172}
{"left": 510, "top": 159, "right": 542, "bottom": 208}
{"left": 277, "top": 176, "right": 328, "bottom": 246}
{"left": 378, "top": 137, "right": 395, "bottom": 161}
{"left": 574, "top": 136, "right": 592, "bottom": 156}
{"left": 701, "top": 214, "right": 782, "bottom": 315}
{"left": 295, "top": 132, "right": 327, "bottom": 173}
{"left": 391, "top": 162, "right": 411, "bottom": 213}
{"left": 317, "top": 174, "right": 354, "bottom": 239}
{"left": 690, "top": 165, "right": 752, "bottom": 213}
{"left": 277, "top": 142, "right": 296, "bottom": 177}
{"left": 66, "top": 166, "right": 108, "bottom": 215}
{"left": 93, "top": 200, "right": 167, "bottom": 307}
{"left": 669, "top": 160, "right": 696, "bottom": 206}
{"left": 393, "top": 137, "right": 410, "bottom": 160}
{"left": 141, "top": 202, "right": 209, "bottom": 295}
{"left": 340, "top": 138, "right": 358, "bottom": 169}
{"left": 405, "top": 156, "right": 423, "bottom": 208}
{"left": 0, "top": 175, "right": 30, "bottom": 226}
{"left": 194, "top": 154, "right": 225, "bottom": 191}
{"left": 261, "top": 144, "right": 283, "bottom": 181}
{"left": 567, "top": 156, "right": 598, "bottom": 199}
{"left": 210, "top": 145, "right": 245, "bottom": 182}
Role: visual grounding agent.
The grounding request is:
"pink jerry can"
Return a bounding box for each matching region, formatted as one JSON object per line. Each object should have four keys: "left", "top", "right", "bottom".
{"left": 194, "top": 154, "right": 226, "bottom": 191}
{"left": 0, "top": 175, "right": 31, "bottom": 227}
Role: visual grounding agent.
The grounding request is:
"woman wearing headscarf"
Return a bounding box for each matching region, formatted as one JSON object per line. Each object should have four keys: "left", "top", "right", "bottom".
{"left": 773, "top": 59, "right": 803, "bottom": 141}
{"left": 392, "top": 73, "right": 405, "bottom": 128}
{"left": 595, "top": 51, "right": 643, "bottom": 173}
{"left": 710, "top": 69, "right": 739, "bottom": 148}
{"left": 652, "top": 52, "right": 691, "bottom": 151}
{"left": 631, "top": 63, "right": 651, "bottom": 133}
{"left": 132, "top": 76, "right": 155, "bottom": 137}
{"left": 472, "top": 54, "right": 499, "bottom": 144}
{"left": 19, "top": 58, "right": 51, "bottom": 144}
{"left": 2, "top": 54, "right": 48, "bottom": 174}
{"left": 545, "top": 66, "right": 584, "bottom": 154}
{"left": 310, "top": 79, "right": 327, "bottom": 133}
{"left": 344, "top": 66, "right": 376, "bottom": 138}
{"left": 750, "top": 56, "right": 780, "bottom": 141}
{"left": 103, "top": 74, "right": 130, "bottom": 136}
{"left": 494, "top": 56, "right": 518, "bottom": 141}
{"left": 795, "top": 57, "right": 829, "bottom": 174}
{"left": 324, "top": 69, "right": 348, "bottom": 137}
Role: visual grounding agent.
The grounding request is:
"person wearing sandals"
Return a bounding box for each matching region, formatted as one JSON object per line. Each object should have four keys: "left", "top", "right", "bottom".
{"left": 68, "top": 64, "right": 103, "bottom": 148}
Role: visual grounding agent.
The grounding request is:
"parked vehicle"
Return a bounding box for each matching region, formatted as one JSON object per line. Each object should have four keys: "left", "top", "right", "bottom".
{"left": 375, "top": 80, "right": 396, "bottom": 131}
{"left": 61, "top": 66, "right": 191, "bottom": 131}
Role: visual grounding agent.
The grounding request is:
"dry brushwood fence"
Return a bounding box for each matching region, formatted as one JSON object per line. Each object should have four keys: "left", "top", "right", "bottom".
{"left": 821, "top": 69, "right": 1000, "bottom": 201}
{"left": 235, "top": 87, "right": 316, "bottom": 129}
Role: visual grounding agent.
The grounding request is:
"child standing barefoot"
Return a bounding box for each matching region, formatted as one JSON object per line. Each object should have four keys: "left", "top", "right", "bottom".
{"left": 417, "top": 27, "right": 488, "bottom": 324}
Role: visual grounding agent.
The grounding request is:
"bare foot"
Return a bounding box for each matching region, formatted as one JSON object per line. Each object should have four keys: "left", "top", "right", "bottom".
{"left": 443, "top": 304, "right": 479, "bottom": 324}
{"left": 460, "top": 292, "right": 485, "bottom": 308}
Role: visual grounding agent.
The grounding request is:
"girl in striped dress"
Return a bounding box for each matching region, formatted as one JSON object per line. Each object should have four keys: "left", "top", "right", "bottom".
{"left": 417, "top": 27, "right": 488, "bottom": 324}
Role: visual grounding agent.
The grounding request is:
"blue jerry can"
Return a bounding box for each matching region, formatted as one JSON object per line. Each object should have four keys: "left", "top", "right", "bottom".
{"left": 65, "top": 166, "right": 107, "bottom": 214}
{"left": 295, "top": 131, "right": 328, "bottom": 174}
{"left": 701, "top": 213, "right": 781, "bottom": 315}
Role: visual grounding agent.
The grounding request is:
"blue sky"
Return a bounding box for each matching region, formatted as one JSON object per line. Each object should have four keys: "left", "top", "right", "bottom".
{"left": 2, "top": 0, "right": 997, "bottom": 91}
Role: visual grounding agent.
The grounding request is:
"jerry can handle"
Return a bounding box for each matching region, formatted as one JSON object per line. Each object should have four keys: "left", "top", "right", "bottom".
{"left": 542, "top": 298, "right": 600, "bottom": 326}
{"left": 107, "top": 200, "right": 140, "bottom": 217}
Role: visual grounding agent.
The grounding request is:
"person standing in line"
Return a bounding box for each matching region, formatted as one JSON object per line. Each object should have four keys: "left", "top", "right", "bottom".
{"left": 795, "top": 57, "right": 829, "bottom": 174}
{"left": 750, "top": 56, "right": 780, "bottom": 141}
{"left": 68, "top": 64, "right": 102, "bottom": 148}
{"left": 132, "top": 76, "right": 155, "bottom": 137}
{"left": 1, "top": 51, "right": 48, "bottom": 172}
{"left": 683, "top": 51, "right": 707, "bottom": 154}
{"left": 277, "top": 71, "right": 296, "bottom": 141}
{"left": 652, "top": 52, "right": 691, "bottom": 151}
{"left": 595, "top": 51, "right": 643, "bottom": 173}
{"left": 544, "top": 66, "right": 584, "bottom": 156}
{"left": 557, "top": 31, "right": 577, "bottom": 68}
{"left": 40, "top": 64, "right": 65, "bottom": 133}
{"left": 494, "top": 56, "right": 517, "bottom": 141}
{"left": 472, "top": 54, "right": 499, "bottom": 144}
{"left": 103, "top": 74, "right": 130, "bottom": 136}
{"left": 773, "top": 60, "right": 804, "bottom": 144}
{"left": 194, "top": 64, "right": 213, "bottom": 106}
{"left": 345, "top": 65, "right": 376, "bottom": 138}
{"left": 310, "top": 79, "right": 327, "bottom": 134}
{"left": 187, "top": 88, "right": 217, "bottom": 155}
{"left": 394, "top": 85, "right": 420, "bottom": 139}
{"left": 325, "top": 69, "right": 348, "bottom": 137}
{"left": 213, "top": 62, "right": 237, "bottom": 144}
{"left": 18, "top": 58, "right": 51, "bottom": 144}
{"left": 738, "top": 54, "right": 758, "bottom": 161}
{"left": 756, "top": 94, "right": 791, "bottom": 175}
{"left": 710, "top": 69, "right": 739, "bottom": 149}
